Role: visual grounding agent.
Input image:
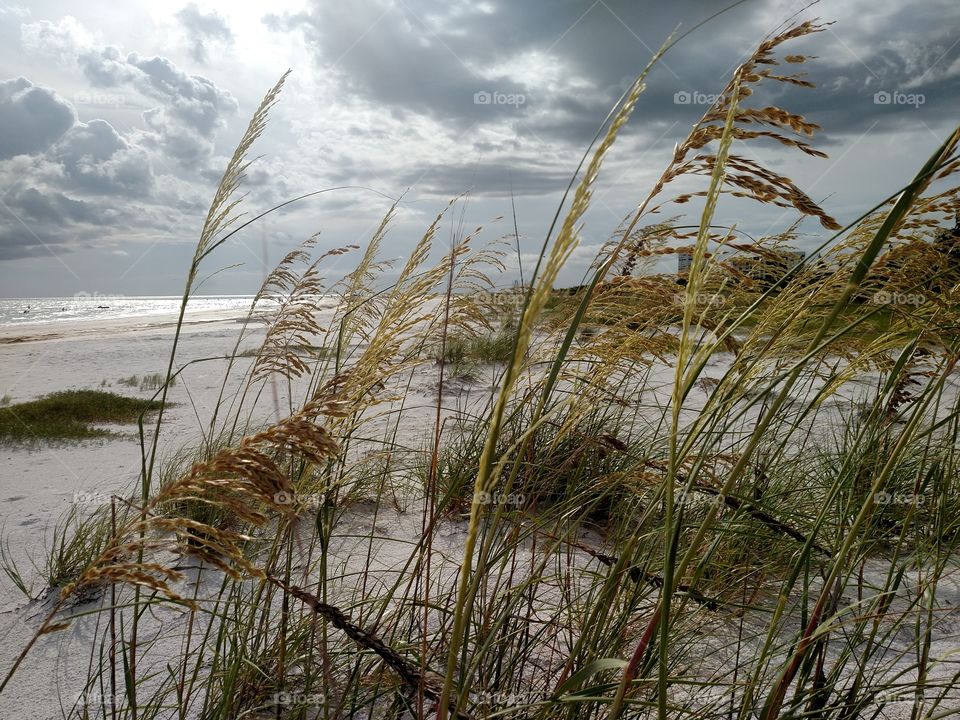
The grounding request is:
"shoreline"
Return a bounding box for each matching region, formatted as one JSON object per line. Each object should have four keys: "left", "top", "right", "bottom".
{"left": 0, "top": 310, "right": 269, "bottom": 345}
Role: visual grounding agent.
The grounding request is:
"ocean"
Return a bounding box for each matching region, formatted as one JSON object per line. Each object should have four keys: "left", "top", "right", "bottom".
{"left": 0, "top": 295, "right": 257, "bottom": 326}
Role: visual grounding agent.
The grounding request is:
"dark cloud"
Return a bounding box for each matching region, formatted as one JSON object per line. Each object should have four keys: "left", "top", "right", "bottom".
{"left": 0, "top": 77, "right": 75, "bottom": 159}
{"left": 0, "top": 184, "right": 114, "bottom": 260}
{"left": 13, "top": 186, "right": 108, "bottom": 224}
{"left": 0, "top": 220, "right": 72, "bottom": 261}
{"left": 268, "top": 0, "right": 958, "bottom": 150}
{"left": 265, "top": 1, "right": 752, "bottom": 139}
{"left": 774, "top": 30, "right": 960, "bottom": 137}
{"left": 0, "top": 171, "right": 183, "bottom": 261}
{"left": 176, "top": 3, "right": 234, "bottom": 63}
{"left": 265, "top": 2, "right": 537, "bottom": 128}
{"left": 53, "top": 119, "right": 154, "bottom": 196}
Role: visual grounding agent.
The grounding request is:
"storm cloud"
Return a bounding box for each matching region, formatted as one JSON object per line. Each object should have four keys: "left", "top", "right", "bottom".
{"left": 0, "top": 0, "right": 958, "bottom": 293}
{"left": 271, "top": 0, "right": 959, "bottom": 144}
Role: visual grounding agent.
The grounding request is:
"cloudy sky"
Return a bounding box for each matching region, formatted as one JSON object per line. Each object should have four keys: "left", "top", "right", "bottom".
{"left": 0, "top": 0, "right": 956, "bottom": 296}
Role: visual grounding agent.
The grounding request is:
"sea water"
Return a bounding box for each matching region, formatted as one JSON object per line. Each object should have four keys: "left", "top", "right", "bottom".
{"left": 0, "top": 295, "right": 256, "bottom": 326}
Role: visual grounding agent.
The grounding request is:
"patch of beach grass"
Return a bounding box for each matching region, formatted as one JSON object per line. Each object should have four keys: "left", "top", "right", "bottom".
{"left": 42, "top": 503, "right": 113, "bottom": 595}
{"left": 237, "top": 343, "right": 332, "bottom": 359}
{"left": 117, "top": 372, "right": 177, "bottom": 391}
{"left": 435, "top": 326, "right": 516, "bottom": 374}
{"left": 0, "top": 390, "right": 164, "bottom": 443}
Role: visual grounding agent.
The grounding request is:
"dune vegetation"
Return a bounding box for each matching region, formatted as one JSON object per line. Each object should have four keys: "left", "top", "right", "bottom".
{"left": 2, "top": 17, "right": 960, "bottom": 720}
{"left": 0, "top": 390, "right": 164, "bottom": 443}
{"left": 117, "top": 374, "right": 178, "bottom": 392}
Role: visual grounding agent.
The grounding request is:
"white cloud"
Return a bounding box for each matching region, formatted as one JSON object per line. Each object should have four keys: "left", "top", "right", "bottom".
{"left": 176, "top": 3, "right": 233, "bottom": 63}
{"left": 20, "top": 15, "right": 96, "bottom": 62}
{"left": 0, "top": 77, "right": 75, "bottom": 159}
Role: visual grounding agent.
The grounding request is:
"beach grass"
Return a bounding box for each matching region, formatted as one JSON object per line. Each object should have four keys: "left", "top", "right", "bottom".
{"left": 0, "top": 390, "right": 164, "bottom": 442}
{"left": 1, "top": 15, "right": 959, "bottom": 720}
{"left": 117, "top": 373, "right": 177, "bottom": 392}
{"left": 434, "top": 326, "right": 516, "bottom": 374}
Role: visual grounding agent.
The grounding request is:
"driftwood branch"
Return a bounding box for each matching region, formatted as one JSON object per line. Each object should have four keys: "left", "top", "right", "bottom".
{"left": 266, "top": 574, "right": 474, "bottom": 720}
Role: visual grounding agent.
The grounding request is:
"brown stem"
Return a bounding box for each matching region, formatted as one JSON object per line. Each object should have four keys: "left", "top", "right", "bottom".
{"left": 265, "top": 575, "right": 474, "bottom": 720}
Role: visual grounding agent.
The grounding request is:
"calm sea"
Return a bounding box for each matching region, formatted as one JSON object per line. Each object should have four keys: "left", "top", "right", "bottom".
{"left": 0, "top": 295, "right": 257, "bottom": 326}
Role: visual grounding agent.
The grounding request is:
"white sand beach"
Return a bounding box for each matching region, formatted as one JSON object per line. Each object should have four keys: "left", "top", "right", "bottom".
{"left": 1, "top": 304, "right": 959, "bottom": 719}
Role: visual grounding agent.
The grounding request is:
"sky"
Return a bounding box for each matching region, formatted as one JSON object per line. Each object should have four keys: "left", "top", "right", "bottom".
{"left": 0, "top": 0, "right": 957, "bottom": 297}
